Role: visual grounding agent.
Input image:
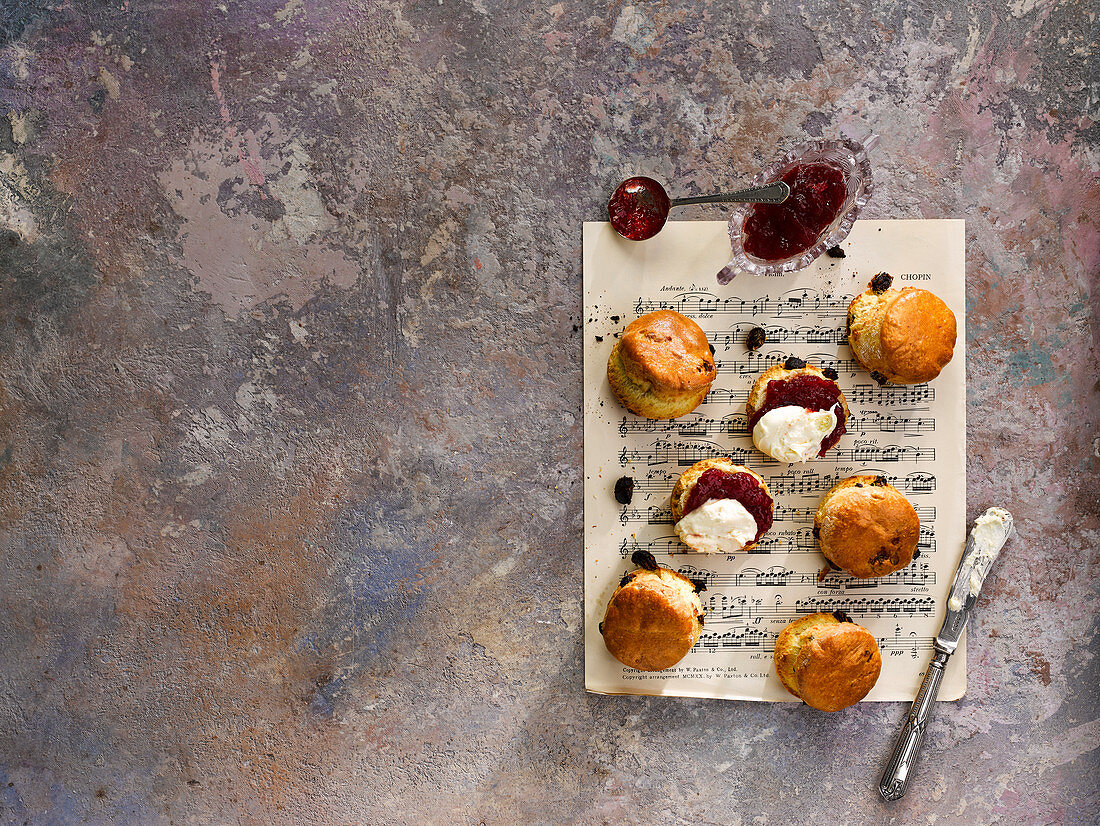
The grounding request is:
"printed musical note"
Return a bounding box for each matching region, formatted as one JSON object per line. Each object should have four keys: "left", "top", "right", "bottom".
{"left": 881, "top": 625, "right": 930, "bottom": 659}
{"left": 619, "top": 414, "right": 740, "bottom": 438}
{"left": 696, "top": 627, "right": 773, "bottom": 653}
{"left": 699, "top": 388, "right": 753, "bottom": 406}
{"left": 794, "top": 595, "right": 936, "bottom": 617}
{"left": 618, "top": 505, "right": 829, "bottom": 526}
{"left": 618, "top": 506, "right": 676, "bottom": 526}
{"left": 700, "top": 383, "right": 935, "bottom": 408}
{"left": 828, "top": 445, "right": 936, "bottom": 464}
{"left": 761, "top": 469, "right": 938, "bottom": 497}
{"left": 844, "top": 384, "right": 936, "bottom": 406}
{"left": 699, "top": 593, "right": 935, "bottom": 624}
{"left": 903, "top": 472, "right": 937, "bottom": 493}
{"left": 847, "top": 412, "right": 935, "bottom": 437}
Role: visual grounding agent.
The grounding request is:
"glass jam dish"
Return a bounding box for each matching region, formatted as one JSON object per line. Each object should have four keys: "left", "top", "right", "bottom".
{"left": 717, "top": 136, "right": 876, "bottom": 283}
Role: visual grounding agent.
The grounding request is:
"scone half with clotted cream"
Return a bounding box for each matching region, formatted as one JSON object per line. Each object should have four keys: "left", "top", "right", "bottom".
{"left": 746, "top": 357, "right": 849, "bottom": 463}
{"left": 671, "top": 458, "right": 774, "bottom": 553}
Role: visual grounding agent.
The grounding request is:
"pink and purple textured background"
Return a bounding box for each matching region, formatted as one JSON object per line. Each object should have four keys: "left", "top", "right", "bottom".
{"left": 0, "top": 1, "right": 1096, "bottom": 823}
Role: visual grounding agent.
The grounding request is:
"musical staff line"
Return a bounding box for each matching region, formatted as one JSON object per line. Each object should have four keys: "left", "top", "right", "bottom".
{"left": 701, "top": 384, "right": 935, "bottom": 407}
{"left": 705, "top": 324, "right": 848, "bottom": 351}
{"left": 619, "top": 441, "right": 777, "bottom": 468}
{"left": 694, "top": 625, "right": 931, "bottom": 658}
{"left": 619, "top": 441, "right": 936, "bottom": 468}
{"left": 618, "top": 531, "right": 938, "bottom": 560}
{"left": 619, "top": 503, "right": 936, "bottom": 526}
{"left": 675, "top": 563, "right": 937, "bottom": 590}
{"left": 619, "top": 412, "right": 935, "bottom": 439}
{"left": 625, "top": 469, "right": 936, "bottom": 500}
{"left": 636, "top": 289, "right": 849, "bottom": 319}
{"left": 702, "top": 594, "right": 936, "bottom": 622}
{"left": 712, "top": 351, "right": 866, "bottom": 376}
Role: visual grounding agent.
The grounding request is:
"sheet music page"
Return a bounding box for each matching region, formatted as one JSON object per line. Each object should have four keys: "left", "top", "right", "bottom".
{"left": 583, "top": 219, "right": 967, "bottom": 701}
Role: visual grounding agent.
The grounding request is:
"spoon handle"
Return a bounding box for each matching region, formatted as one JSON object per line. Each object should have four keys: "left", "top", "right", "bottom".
{"left": 670, "top": 181, "right": 790, "bottom": 207}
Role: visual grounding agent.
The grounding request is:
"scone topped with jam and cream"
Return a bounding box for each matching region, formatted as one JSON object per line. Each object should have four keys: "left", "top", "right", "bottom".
{"left": 671, "top": 458, "right": 774, "bottom": 553}
{"left": 747, "top": 357, "right": 849, "bottom": 463}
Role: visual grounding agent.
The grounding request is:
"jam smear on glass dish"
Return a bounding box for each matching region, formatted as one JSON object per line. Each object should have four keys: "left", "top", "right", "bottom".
{"left": 742, "top": 162, "right": 848, "bottom": 261}
{"left": 683, "top": 469, "right": 774, "bottom": 542}
{"left": 718, "top": 137, "right": 875, "bottom": 282}
{"left": 607, "top": 176, "right": 671, "bottom": 241}
{"left": 747, "top": 373, "right": 848, "bottom": 454}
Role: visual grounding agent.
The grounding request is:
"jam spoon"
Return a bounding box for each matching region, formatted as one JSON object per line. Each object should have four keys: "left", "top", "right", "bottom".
{"left": 608, "top": 176, "right": 790, "bottom": 241}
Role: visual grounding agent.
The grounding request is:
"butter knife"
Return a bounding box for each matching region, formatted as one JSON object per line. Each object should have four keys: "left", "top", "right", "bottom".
{"left": 879, "top": 507, "right": 1014, "bottom": 801}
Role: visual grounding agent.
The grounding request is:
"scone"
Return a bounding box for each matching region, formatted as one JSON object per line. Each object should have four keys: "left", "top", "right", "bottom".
{"left": 607, "top": 310, "right": 715, "bottom": 418}
{"left": 671, "top": 458, "right": 774, "bottom": 553}
{"left": 847, "top": 273, "right": 957, "bottom": 384}
{"left": 815, "top": 475, "right": 920, "bottom": 578}
{"left": 774, "top": 612, "right": 882, "bottom": 711}
{"left": 746, "top": 357, "right": 849, "bottom": 462}
{"left": 600, "top": 551, "right": 705, "bottom": 671}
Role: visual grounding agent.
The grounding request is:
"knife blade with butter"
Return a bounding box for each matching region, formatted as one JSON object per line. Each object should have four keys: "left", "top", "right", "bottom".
{"left": 879, "top": 507, "right": 1015, "bottom": 801}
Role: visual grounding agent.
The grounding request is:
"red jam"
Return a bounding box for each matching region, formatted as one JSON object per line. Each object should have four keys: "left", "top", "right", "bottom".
{"left": 747, "top": 373, "right": 847, "bottom": 454}
{"left": 608, "top": 176, "right": 671, "bottom": 240}
{"left": 742, "top": 162, "right": 848, "bottom": 261}
{"left": 683, "top": 468, "right": 773, "bottom": 542}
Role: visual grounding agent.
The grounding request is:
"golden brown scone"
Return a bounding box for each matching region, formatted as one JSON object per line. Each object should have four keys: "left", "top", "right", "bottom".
{"left": 601, "top": 559, "right": 705, "bottom": 671}
{"left": 607, "top": 310, "right": 715, "bottom": 419}
{"left": 745, "top": 361, "right": 850, "bottom": 422}
{"left": 815, "top": 474, "right": 920, "bottom": 578}
{"left": 774, "top": 612, "right": 882, "bottom": 711}
{"left": 847, "top": 274, "right": 957, "bottom": 384}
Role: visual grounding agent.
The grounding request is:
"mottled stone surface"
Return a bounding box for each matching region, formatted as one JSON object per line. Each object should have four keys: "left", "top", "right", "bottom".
{"left": 0, "top": 0, "right": 1096, "bottom": 823}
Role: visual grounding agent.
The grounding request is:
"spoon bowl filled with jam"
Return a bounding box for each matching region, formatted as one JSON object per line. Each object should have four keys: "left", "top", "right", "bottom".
{"left": 718, "top": 136, "right": 876, "bottom": 283}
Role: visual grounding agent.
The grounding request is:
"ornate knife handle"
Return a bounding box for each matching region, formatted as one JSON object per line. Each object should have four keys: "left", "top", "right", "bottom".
{"left": 879, "top": 649, "right": 950, "bottom": 801}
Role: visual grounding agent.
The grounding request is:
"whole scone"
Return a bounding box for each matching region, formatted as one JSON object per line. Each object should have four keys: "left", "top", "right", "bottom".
{"left": 815, "top": 475, "right": 920, "bottom": 578}
{"left": 746, "top": 358, "right": 850, "bottom": 462}
{"left": 774, "top": 612, "right": 882, "bottom": 712}
{"left": 670, "top": 457, "right": 774, "bottom": 553}
{"left": 601, "top": 554, "right": 705, "bottom": 671}
{"left": 847, "top": 274, "right": 957, "bottom": 384}
{"left": 607, "top": 309, "right": 715, "bottom": 419}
